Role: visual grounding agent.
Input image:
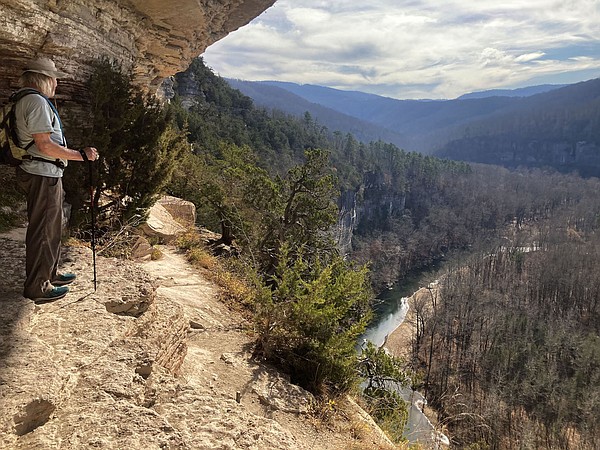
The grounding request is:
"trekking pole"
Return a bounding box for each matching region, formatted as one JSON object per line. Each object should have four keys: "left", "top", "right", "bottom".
{"left": 80, "top": 149, "right": 97, "bottom": 291}
{"left": 89, "top": 160, "right": 97, "bottom": 291}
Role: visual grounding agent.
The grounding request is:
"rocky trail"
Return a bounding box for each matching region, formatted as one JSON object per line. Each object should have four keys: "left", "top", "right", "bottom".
{"left": 0, "top": 227, "right": 394, "bottom": 450}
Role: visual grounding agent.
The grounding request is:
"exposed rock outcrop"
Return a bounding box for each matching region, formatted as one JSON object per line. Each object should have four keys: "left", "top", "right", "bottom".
{"left": 158, "top": 195, "right": 196, "bottom": 227}
{"left": 0, "top": 0, "right": 276, "bottom": 100}
{"left": 141, "top": 198, "right": 188, "bottom": 244}
{"left": 0, "top": 229, "right": 396, "bottom": 449}
{"left": 138, "top": 195, "right": 197, "bottom": 248}
{"left": 333, "top": 171, "right": 407, "bottom": 256}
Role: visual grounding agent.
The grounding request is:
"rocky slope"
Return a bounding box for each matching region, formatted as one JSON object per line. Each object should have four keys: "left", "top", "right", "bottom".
{"left": 0, "top": 0, "right": 275, "bottom": 99}
{"left": 0, "top": 222, "right": 396, "bottom": 449}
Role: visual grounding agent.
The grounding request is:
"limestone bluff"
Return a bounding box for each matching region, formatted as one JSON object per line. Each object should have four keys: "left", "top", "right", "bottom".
{"left": 0, "top": 0, "right": 276, "bottom": 100}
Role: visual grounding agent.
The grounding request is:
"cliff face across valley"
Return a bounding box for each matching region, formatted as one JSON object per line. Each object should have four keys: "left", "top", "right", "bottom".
{"left": 0, "top": 0, "right": 276, "bottom": 100}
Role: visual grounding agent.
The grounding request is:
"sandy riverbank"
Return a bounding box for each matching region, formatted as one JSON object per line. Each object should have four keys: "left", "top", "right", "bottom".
{"left": 382, "top": 283, "right": 448, "bottom": 446}
{"left": 384, "top": 284, "right": 438, "bottom": 361}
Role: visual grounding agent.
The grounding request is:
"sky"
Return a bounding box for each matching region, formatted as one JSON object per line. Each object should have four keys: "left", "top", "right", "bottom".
{"left": 202, "top": 0, "right": 600, "bottom": 100}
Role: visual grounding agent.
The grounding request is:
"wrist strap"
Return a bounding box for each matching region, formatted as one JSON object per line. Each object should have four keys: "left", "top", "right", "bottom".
{"left": 79, "top": 149, "right": 89, "bottom": 162}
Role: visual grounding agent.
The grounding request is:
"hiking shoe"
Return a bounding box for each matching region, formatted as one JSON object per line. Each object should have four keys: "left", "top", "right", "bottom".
{"left": 31, "top": 286, "right": 69, "bottom": 303}
{"left": 29, "top": 280, "right": 69, "bottom": 303}
{"left": 52, "top": 272, "right": 77, "bottom": 286}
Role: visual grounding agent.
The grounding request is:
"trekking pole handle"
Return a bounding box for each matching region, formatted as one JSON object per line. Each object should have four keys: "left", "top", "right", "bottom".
{"left": 79, "top": 147, "right": 99, "bottom": 162}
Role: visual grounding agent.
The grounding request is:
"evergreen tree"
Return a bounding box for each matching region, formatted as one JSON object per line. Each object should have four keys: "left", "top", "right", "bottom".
{"left": 255, "top": 245, "right": 372, "bottom": 394}
{"left": 80, "top": 59, "right": 188, "bottom": 229}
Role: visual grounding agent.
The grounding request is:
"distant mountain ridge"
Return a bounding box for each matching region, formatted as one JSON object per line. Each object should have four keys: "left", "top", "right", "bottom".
{"left": 456, "top": 84, "right": 567, "bottom": 100}
{"left": 226, "top": 79, "right": 408, "bottom": 147}
{"left": 231, "top": 80, "right": 550, "bottom": 151}
{"left": 227, "top": 77, "right": 600, "bottom": 176}
{"left": 228, "top": 80, "right": 509, "bottom": 151}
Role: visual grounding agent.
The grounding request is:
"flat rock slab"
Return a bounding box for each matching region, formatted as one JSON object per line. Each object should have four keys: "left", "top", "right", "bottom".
{"left": 0, "top": 232, "right": 306, "bottom": 449}
{"left": 0, "top": 229, "right": 394, "bottom": 450}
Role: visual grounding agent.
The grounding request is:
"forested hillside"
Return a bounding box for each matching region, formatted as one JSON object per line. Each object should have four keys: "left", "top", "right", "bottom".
{"left": 161, "top": 58, "right": 599, "bottom": 448}
{"left": 231, "top": 78, "right": 600, "bottom": 177}
{"left": 413, "top": 169, "right": 600, "bottom": 449}
{"left": 226, "top": 79, "right": 407, "bottom": 148}
{"left": 169, "top": 59, "right": 481, "bottom": 290}
{"left": 436, "top": 79, "right": 600, "bottom": 177}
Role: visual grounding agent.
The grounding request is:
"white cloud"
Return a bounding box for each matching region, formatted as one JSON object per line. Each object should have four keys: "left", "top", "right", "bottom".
{"left": 515, "top": 52, "right": 546, "bottom": 63}
{"left": 203, "top": 0, "right": 600, "bottom": 99}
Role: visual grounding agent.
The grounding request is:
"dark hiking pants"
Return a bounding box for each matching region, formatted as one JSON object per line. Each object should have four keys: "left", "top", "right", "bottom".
{"left": 16, "top": 167, "right": 63, "bottom": 298}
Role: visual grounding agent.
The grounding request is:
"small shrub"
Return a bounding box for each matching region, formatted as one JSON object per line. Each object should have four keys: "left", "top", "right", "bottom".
{"left": 187, "top": 247, "right": 215, "bottom": 269}
{"left": 363, "top": 387, "right": 408, "bottom": 443}
{"left": 211, "top": 269, "right": 254, "bottom": 305}
{"left": 175, "top": 231, "right": 203, "bottom": 250}
{"left": 255, "top": 245, "right": 373, "bottom": 395}
{"left": 358, "top": 341, "right": 412, "bottom": 444}
{"left": 150, "top": 248, "right": 163, "bottom": 260}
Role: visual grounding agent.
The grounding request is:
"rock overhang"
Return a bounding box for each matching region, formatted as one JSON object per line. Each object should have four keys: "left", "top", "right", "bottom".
{"left": 0, "top": 0, "right": 276, "bottom": 100}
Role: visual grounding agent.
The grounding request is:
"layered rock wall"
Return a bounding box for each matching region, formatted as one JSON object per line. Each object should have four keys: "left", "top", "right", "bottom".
{"left": 0, "top": 0, "right": 275, "bottom": 100}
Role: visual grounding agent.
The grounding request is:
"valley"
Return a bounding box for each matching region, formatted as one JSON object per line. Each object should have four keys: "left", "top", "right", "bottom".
{"left": 230, "top": 77, "right": 600, "bottom": 177}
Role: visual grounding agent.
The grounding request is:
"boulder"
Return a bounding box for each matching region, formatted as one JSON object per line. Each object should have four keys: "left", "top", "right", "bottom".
{"left": 130, "top": 235, "right": 155, "bottom": 260}
{"left": 158, "top": 195, "right": 196, "bottom": 227}
{"left": 140, "top": 201, "right": 187, "bottom": 243}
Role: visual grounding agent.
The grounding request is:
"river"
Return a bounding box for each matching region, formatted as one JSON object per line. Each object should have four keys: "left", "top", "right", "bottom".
{"left": 361, "top": 279, "right": 418, "bottom": 347}
{"left": 359, "top": 278, "right": 450, "bottom": 449}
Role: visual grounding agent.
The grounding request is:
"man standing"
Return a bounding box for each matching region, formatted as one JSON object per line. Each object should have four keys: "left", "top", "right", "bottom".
{"left": 14, "top": 57, "right": 98, "bottom": 302}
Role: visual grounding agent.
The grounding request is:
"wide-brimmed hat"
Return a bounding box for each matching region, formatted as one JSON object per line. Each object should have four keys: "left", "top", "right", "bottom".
{"left": 23, "top": 57, "right": 68, "bottom": 78}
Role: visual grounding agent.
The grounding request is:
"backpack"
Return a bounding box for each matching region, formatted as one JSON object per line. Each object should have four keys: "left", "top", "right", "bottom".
{"left": 0, "top": 88, "right": 64, "bottom": 168}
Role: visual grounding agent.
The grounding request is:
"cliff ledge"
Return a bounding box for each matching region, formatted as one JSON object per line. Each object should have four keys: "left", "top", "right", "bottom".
{"left": 0, "top": 0, "right": 275, "bottom": 99}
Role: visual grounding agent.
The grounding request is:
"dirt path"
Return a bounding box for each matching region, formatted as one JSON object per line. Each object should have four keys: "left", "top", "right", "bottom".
{"left": 141, "top": 246, "right": 396, "bottom": 449}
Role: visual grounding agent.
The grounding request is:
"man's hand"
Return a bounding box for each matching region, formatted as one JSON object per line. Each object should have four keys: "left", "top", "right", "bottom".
{"left": 82, "top": 147, "right": 99, "bottom": 161}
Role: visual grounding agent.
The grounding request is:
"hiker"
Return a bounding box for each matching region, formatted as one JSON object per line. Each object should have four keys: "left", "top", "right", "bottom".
{"left": 14, "top": 57, "right": 98, "bottom": 302}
